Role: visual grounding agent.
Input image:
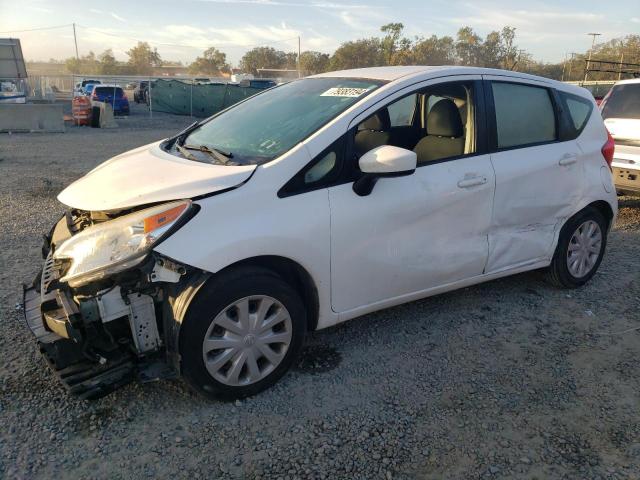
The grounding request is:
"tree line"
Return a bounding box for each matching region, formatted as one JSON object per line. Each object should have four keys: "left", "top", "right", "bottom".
{"left": 61, "top": 24, "right": 640, "bottom": 81}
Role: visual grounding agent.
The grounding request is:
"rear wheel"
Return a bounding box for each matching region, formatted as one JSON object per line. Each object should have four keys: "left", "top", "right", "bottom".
{"left": 546, "top": 207, "right": 608, "bottom": 288}
{"left": 180, "top": 267, "right": 306, "bottom": 400}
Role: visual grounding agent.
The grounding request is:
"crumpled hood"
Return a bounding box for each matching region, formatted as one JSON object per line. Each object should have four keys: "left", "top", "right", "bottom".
{"left": 58, "top": 141, "right": 256, "bottom": 211}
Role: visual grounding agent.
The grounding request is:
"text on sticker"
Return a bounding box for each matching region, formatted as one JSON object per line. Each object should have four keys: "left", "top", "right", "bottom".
{"left": 320, "top": 87, "right": 370, "bottom": 97}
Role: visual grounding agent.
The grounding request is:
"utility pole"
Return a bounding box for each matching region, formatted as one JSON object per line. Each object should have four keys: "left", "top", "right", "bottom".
{"left": 72, "top": 23, "right": 79, "bottom": 60}
{"left": 561, "top": 52, "right": 568, "bottom": 81}
{"left": 583, "top": 32, "right": 601, "bottom": 84}
{"left": 567, "top": 52, "right": 577, "bottom": 81}
{"left": 518, "top": 49, "right": 526, "bottom": 70}
{"left": 297, "top": 36, "right": 301, "bottom": 78}
{"left": 618, "top": 43, "right": 624, "bottom": 81}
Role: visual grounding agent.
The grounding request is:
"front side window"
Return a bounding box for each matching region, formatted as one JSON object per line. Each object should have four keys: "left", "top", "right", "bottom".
{"left": 492, "top": 82, "right": 556, "bottom": 149}
{"left": 304, "top": 151, "right": 336, "bottom": 184}
{"left": 601, "top": 83, "right": 640, "bottom": 120}
{"left": 353, "top": 81, "right": 476, "bottom": 165}
{"left": 387, "top": 94, "right": 416, "bottom": 126}
{"left": 182, "top": 78, "right": 383, "bottom": 166}
{"left": 278, "top": 137, "right": 345, "bottom": 197}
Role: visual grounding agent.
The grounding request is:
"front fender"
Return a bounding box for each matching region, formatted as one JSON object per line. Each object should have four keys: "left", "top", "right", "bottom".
{"left": 162, "top": 271, "right": 211, "bottom": 372}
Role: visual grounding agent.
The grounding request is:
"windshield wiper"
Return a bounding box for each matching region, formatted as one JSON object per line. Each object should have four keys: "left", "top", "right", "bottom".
{"left": 175, "top": 143, "right": 198, "bottom": 161}
{"left": 182, "top": 144, "right": 233, "bottom": 165}
{"left": 170, "top": 121, "right": 199, "bottom": 146}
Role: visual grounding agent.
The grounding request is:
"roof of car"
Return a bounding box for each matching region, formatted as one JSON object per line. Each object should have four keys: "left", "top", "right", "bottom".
{"left": 310, "top": 65, "right": 589, "bottom": 97}
{"left": 310, "top": 65, "right": 453, "bottom": 81}
{"left": 93, "top": 84, "right": 123, "bottom": 89}
{"left": 311, "top": 65, "right": 563, "bottom": 84}
{"left": 614, "top": 77, "right": 640, "bottom": 85}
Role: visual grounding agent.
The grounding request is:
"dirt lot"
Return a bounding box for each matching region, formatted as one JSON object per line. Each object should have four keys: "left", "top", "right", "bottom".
{"left": 1, "top": 108, "right": 639, "bottom": 480}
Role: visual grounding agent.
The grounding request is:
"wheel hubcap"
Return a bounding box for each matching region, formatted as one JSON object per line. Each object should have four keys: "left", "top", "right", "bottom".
{"left": 202, "top": 295, "right": 292, "bottom": 386}
{"left": 566, "top": 220, "right": 602, "bottom": 278}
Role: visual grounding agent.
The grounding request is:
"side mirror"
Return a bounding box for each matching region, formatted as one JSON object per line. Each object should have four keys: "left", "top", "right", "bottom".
{"left": 353, "top": 145, "right": 417, "bottom": 196}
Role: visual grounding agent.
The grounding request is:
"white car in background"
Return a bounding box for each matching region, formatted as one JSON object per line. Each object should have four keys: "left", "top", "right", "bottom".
{"left": 73, "top": 79, "right": 101, "bottom": 97}
{"left": 601, "top": 78, "right": 640, "bottom": 195}
{"left": 23, "top": 66, "right": 617, "bottom": 400}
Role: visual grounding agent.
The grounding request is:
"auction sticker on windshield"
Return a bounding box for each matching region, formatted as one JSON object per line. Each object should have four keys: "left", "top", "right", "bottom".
{"left": 321, "top": 87, "right": 372, "bottom": 97}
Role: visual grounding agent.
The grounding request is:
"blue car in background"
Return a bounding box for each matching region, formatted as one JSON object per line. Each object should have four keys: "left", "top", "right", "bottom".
{"left": 90, "top": 85, "right": 130, "bottom": 115}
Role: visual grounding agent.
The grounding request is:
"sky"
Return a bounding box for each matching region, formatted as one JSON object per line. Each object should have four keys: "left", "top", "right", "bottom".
{"left": 1, "top": 0, "right": 638, "bottom": 65}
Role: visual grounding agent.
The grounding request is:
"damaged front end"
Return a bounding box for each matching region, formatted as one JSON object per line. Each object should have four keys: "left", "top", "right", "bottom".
{"left": 22, "top": 203, "right": 203, "bottom": 399}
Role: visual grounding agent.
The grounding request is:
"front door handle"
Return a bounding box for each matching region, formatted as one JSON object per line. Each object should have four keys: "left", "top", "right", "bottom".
{"left": 457, "top": 176, "right": 487, "bottom": 188}
{"left": 559, "top": 153, "right": 578, "bottom": 166}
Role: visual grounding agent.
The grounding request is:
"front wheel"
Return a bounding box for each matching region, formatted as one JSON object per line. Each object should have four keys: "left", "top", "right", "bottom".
{"left": 546, "top": 207, "right": 608, "bottom": 288}
{"left": 180, "top": 267, "right": 306, "bottom": 400}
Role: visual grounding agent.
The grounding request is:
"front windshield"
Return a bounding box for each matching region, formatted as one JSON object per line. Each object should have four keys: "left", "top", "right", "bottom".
{"left": 181, "top": 77, "right": 384, "bottom": 165}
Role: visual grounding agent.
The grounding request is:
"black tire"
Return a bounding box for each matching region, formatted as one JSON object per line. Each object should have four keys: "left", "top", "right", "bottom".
{"left": 179, "top": 266, "right": 306, "bottom": 400}
{"left": 546, "top": 207, "right": 608, "bottom": 288}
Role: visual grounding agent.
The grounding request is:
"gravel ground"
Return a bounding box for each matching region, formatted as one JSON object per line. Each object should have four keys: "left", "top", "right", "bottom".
{"left": 1, "top": 106, "right": 639, "bottom": 480}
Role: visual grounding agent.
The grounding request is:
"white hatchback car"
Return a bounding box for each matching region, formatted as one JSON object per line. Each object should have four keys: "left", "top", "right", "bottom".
{"left": 600, "top": 78, "right": 640, "bottom": 195}
{"left": 24, "top": 66, "right": 617, "bottom": 399}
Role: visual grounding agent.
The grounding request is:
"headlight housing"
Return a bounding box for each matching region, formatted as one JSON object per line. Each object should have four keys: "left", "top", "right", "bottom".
{"left": 54, "top": 200, "right": 193, "bottom": 287}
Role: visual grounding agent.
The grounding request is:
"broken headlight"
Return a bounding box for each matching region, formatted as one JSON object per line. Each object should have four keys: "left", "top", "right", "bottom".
{"left": 54, "top": 200, "right": 193, "bottom": 287}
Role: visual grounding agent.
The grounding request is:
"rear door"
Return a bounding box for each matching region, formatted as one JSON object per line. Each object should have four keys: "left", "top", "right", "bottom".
{"left": 483, "top": 76, "right": 584, "bottom": 273}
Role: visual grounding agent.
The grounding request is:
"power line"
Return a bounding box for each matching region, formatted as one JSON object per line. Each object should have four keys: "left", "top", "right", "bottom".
{"left": 1, "top": 23, "right": 300, "bottom": 54}
{"left": 75, "top": 24, "right": 299, "bottom": 51}
{"left": 0, "top": 24, "right": 73, "bottom": 34}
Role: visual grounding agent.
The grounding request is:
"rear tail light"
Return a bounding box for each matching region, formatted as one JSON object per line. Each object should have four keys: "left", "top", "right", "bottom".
{"left": 602, "top": 129, "right": 615, "bottom": 171}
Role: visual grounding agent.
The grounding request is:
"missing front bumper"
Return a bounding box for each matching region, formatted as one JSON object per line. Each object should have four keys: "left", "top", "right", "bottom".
{"left": 23, "top": 284, "right": 136, "bottom": 399}
{"left": 22, "top": 215, "right": 187, "bottom": 399}
{"left": 39, "top": 341, "right": 135, "bottom": 400}
{"left": 23, "top": 285, "right": 60, "bottom": 344}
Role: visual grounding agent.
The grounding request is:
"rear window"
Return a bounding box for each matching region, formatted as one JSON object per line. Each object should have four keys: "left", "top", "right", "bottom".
{"left": 601, "top": 83, "right": 640, "bottom": 120}
{"left": 95, "top": 87, "right": 124, "bottom": 96}
{"left": 559, "top": 91, "right": 593, "bottom": 137}
{"left": 492, "top": 82, "right": 556, "bottom": 149}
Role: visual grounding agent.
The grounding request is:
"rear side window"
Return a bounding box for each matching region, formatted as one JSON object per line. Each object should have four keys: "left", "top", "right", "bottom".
{"left": 601, "top": 83, "right": 640, "bottom": 120}
{"left": 558, "top": 91, "right": 593, "bottom": 138}
{"left": 491, "top": 82, "right": 556, "bottom": 149}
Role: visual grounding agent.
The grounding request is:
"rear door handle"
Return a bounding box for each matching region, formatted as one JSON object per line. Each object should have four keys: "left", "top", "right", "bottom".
{"left": 559, "top": 154, "right": 578, "bottom": 166}
{"left": 457, "top": 176, "right": 487, "bottom": 188}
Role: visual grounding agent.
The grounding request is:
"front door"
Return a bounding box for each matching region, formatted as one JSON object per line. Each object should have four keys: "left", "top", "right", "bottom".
{"left": 329, "top": 77, "right": 496, "bottom": 314}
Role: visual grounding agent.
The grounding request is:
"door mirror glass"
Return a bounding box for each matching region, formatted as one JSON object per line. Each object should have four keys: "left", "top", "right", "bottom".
{"left": 359, "top": 145, "right": 417, "bottom": 175}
